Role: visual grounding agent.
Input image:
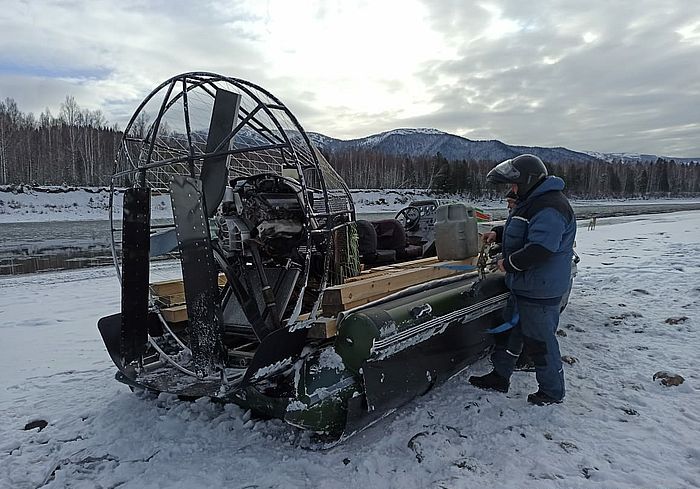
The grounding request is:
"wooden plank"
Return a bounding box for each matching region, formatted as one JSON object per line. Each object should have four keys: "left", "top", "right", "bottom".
{"left": 155, "top": 292, "right": 186, "bottom": 307}
{"left": 161, "top": 304, "right": 188, "bottom": 323}
{"left": 308, "top": 317, "right": 337, "bottom": 338}
{"left": 151, "top": 274, "right": 227, "bottom": 299}
{"left": 156, "top": 257, "right": 475, "bottom": 325}
{"left": 392, "top": 256, "right": 440, "bottom": 267}
{"left": 321, "top": 291, "right": 389, "bottom": 315}
{"left": 324, "top": 258, "right": 474, "bottom": 314}
{"left": 150, "top": 278, "right": 185, "bottom": 298}
{"left": 373, "top": 256, "right": 439, "bottom": 271}
{"left": 324, "top": 267, "right": 432, "bottom": 305}
{"left": 324, "top": 257, "right": 477, "bottom": 306}
{"left": 343, "top": 256, "right": 440, "bottom": 284}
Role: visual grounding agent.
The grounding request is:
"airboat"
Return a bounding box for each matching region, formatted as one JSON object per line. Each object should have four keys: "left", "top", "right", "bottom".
{"left": 97, "top": 72, "right": 511, "bottom": 441}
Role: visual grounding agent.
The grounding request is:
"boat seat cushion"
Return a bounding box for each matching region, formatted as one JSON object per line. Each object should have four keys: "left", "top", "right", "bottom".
{"left": 372, "top": 219, "right": 407, "bottom": 251}
{"left": 356, "top": 220, "right": 378, "bottom": 256}
{"left": 397, "top": 244, "right": 423, "bottom": 260}
{"left": 363, "top": 249, "right": 396, "bottom": 264}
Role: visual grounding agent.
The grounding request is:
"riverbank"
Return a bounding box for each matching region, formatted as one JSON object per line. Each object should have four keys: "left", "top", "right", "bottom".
{"left": 1, "top": 210, "right": 698, "bottom": 488}
{"left": 1, "top": 185, "right": 700, "bottom": 223}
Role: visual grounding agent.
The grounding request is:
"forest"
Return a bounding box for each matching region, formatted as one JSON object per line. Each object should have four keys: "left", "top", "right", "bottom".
{"left": 327, "top": 150, "right": 700, "bottom": 198}
{"left": 1, "top": 96, "right": 699, "bottom": 198}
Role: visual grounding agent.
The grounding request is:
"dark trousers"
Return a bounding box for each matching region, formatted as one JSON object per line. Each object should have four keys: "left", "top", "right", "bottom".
{"left": 492, "top": 296, "right": 565, "bottom": 400}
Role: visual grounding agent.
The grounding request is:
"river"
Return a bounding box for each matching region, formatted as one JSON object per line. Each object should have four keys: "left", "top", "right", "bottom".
{"left": 1, "top": 201, "right": 699, "bottom": 275}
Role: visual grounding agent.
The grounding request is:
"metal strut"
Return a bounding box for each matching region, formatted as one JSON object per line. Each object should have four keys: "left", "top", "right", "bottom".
{"left": 477, "top": 241, "right": 489, "bottom": 280}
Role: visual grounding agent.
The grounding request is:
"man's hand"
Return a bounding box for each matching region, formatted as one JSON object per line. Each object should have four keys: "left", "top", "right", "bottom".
{"left": 483, "top": 231, "right": 498, "bottom": 243}
{"left": 497, "top": 258, "right": 506, "bottom": 272}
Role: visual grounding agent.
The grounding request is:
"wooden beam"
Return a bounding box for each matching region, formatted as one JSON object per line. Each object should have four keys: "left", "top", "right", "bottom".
{"left": 321, "top": 291, "right": 389, "bottom": 315}
{"left": 161, "top": 304, "right": 188, "bottom": 323}
{"left": 323, "top": 257, "right": 477, "bottom": 307}
{"left": 308, "top": 317, "right": 337, "bottom": 338}
{"left": 155, "top": 257, "right": 476, "bottom": 326}
{"left": 151, "top": 274, "right": 227, "bottom": 302}
{"left": 150, "top": 278, "right": 186, "bottom": 298}
{"left": 154, "top": 292, "right": 186, "bottom": 307}
{"left": 343, "top": 256, "right": 440, "bottom": 283}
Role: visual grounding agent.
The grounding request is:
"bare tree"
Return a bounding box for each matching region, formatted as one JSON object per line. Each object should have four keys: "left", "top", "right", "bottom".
{"left": 60, "top": 95, "right": 81, "bottom": 182}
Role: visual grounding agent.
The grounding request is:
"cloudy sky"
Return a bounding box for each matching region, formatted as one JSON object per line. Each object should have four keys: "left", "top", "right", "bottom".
{"left": 1, "top": 0, "right": 699, "bottom": 156}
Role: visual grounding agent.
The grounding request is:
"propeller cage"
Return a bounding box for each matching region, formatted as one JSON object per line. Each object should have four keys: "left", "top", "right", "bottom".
{"left": 108, "top": 72, "right": 356, "bottom": 379}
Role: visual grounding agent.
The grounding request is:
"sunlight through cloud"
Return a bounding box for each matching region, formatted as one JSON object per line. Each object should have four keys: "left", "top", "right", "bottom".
{"left": 480, "top": 3, "right": 524, "bottom": 39}
{"left": 582, "top": 31, "right": 598, "bottom": 43}
{"left": 677, "top": 21, "right": 700, "bottom": 44}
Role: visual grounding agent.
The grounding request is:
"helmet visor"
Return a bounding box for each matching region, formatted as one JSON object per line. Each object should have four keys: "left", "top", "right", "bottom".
{"left": 486, "top": 159, "right": 520, "bottom": 184}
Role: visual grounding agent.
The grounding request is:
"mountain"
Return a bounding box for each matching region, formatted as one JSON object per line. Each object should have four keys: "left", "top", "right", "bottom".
{"left": 582, "top": 150, "right": 700, "bottom": 164}
{"left": 309, "top": 128, "right": 699, "bottom": 165}
{"left": 308, "top": 128, "right": 604, "bottom": 164}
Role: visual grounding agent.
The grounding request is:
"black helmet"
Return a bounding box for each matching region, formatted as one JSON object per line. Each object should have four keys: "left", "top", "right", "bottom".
{"left": 486, "top": 154, "right": 548, "bottom": 197}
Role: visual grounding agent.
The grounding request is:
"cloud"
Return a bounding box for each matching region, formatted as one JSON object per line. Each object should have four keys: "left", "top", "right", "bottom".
{"left": 0, "top": 0, "right": 270, "bottom": 120}
{"left": 413, "top": 0, "right": 700, "bottom": 156}
{"left": 0, "top": 0, "right": 698, "bottom": 156}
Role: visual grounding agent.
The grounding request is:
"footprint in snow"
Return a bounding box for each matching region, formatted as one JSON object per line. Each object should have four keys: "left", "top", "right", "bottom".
{"left": 559, "top": 441, "right": 578, "bottom": 453}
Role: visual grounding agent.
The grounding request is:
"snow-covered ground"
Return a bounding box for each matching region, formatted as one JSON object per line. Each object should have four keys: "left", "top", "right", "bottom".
{"left": 1, "top": 211, "right": 699, "bottom": 488}
{"left": 0, "top": 187, "right": 173, "bottom": 224}
{"left": 0, "top": 187, "right": 462, "bottom": 222}
{"left": 2, "top": 186, "right": 700, "bottom": 223}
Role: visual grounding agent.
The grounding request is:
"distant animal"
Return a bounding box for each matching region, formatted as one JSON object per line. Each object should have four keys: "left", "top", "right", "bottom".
{"left": 588, "top": 216, "right": 597, "bottom": 231}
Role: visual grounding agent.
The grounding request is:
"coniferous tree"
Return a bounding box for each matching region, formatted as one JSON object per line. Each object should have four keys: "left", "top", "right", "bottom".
{"left": 609, "top": 166, "right": 622, "bottom": 195}
{"left": 638, "top": 168, "right": 650, "bottom": 196}
{"left": 429, "top": 152, "right": 450, "bottom": 192}
{"left": 658, "top": 160, "right": 670, "bottom": 193}
{"left": 624, "top": 167, "right": 636, "bottom": 195}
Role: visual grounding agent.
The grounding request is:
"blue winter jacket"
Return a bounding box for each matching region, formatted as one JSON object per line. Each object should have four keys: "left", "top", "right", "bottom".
{"left": 500, "top": 176, "right": 576, "bottom": 300}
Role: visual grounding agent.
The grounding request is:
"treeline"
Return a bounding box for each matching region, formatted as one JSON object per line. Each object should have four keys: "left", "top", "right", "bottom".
{"left": 0, "top": 97, "right": 121, "bottom": 186}
{"left": 327, "top": 150, "right": 700, "bottom": 198}
{"left": 1, "top": 96, "right": 699, "bottom": 198}
{"left": 326, "top": 150, "right": 438, "bottom": 189}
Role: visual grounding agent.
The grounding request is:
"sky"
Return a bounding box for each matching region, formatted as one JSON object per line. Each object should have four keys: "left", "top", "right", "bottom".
{"left": 1, "top": 0, "right": 699, "bottom": 157}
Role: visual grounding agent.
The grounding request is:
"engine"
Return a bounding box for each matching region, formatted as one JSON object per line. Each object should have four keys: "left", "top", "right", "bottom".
{"left": 217, "top": 174, "right": 309, "bottom": 261}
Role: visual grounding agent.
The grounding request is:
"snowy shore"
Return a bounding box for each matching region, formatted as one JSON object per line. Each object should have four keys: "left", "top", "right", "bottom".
{"left": 1, "top": 185, "right": 700, "bottom": 223}
{"left": 1, "top": 210, "right": 698, "bottom": 488}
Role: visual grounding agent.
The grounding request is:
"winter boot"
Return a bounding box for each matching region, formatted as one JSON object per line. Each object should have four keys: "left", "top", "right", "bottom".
{"left": 469, "top": 370, "right": 509, "bottom": 393}
{"left": 527, "top": 390, "right": 563, "bottom": 405}
{"left": 514, "top": 352, "right": 536, "bottom": 372}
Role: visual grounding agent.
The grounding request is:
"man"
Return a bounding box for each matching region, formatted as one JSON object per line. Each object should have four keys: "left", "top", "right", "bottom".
{"left": 505, "top": 189, "right": 517, "bottom": 212}
{"left": 497, "top": 188, "right": 536, "bottom": 372}
{"left": 470, "top": 154, "right": 576, "bottom": 405}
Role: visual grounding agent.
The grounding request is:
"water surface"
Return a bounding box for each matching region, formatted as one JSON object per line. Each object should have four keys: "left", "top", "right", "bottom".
{"left": 2, "top": 202, "right": 698, "bottom": 275}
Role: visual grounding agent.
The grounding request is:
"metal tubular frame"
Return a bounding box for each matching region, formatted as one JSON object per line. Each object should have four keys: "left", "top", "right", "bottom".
{"left": 109, "top": 72, "right": 355, "bottom": 378}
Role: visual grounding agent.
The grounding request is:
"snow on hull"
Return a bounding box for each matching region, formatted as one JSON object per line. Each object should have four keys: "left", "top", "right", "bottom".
{"left": 1, "top": 211, "right": 699, "bottom": 488}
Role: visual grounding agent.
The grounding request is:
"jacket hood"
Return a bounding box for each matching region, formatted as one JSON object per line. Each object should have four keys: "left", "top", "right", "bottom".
{"left": 524, "top": 175, "right": 565, "bottom": 200}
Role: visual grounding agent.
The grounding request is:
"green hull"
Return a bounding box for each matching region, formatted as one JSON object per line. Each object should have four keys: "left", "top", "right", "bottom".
{"left": 102, "top": 272, "right": 508, "bottom": 439}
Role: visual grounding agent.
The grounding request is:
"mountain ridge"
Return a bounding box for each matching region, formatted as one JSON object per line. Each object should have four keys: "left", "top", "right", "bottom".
{"left": 308, "top": 128, "right": 699, "bottom": 165}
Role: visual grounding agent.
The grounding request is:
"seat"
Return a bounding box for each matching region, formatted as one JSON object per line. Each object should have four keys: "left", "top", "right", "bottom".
{"left": 356, "top": 220, "right": 396, "bottom": 264}
{"left": 372, "top": 219, "right": 406, "bottom": 251}
{"left": 372, "top": 219, "right": 423, "bottom": 260}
